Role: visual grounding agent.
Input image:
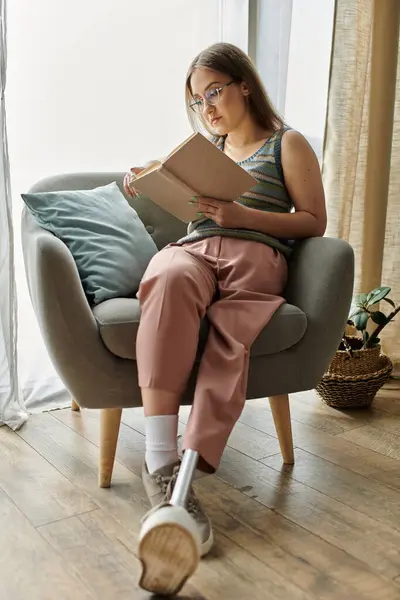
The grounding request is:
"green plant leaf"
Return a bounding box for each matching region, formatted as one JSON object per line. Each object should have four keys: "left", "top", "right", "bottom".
{"left": 354, "top": 293, "right": 368, "bottom": 306}
{"left": 366, "top": 286, "right": 391, "bottom": 307}
{"left": 362, "top": 330, "right": 369, "bottom": 344}
{"left": 383, "top": 297, "right": 396, "bottom": 309}
{"left": 349, "top": 306, "right": 364, "bottom": 319}
{"left": 371, "top": 311, "right": 388, "bottom": 325}
{"left": 354, "top": 311, "right": 369, "bottom": 331}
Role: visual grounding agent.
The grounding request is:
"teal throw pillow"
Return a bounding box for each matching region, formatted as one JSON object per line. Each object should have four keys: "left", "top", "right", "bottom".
{"left": 21, "top": 182, "right": 158, "bottom": 304}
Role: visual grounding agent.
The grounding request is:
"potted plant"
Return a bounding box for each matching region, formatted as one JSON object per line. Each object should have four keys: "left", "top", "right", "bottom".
{"left": 316, "top": 286, "right": 397, "bottom": 409}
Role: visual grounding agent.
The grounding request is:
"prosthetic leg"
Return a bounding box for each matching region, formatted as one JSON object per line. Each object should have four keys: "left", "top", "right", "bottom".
{"left": 138, "top": 450, "right": 201, "bottom": 597}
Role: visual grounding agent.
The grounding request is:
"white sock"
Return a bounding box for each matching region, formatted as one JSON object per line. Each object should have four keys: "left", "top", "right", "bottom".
{"left": 145, "top": 415, "right": 179, "bottom": 474}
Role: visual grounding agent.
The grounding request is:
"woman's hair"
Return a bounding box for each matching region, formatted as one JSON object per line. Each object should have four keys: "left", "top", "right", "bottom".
{"left": 185, "top": 42, "right": 284, "bottom": 137}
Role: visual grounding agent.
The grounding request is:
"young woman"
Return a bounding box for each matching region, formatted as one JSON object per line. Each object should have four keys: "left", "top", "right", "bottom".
{"left": 124, "top": 41, "right": 326, "bottom": 590}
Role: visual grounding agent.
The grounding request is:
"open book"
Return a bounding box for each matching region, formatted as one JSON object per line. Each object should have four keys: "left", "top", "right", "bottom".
{"left": 131, "top": 132, "right": 257, "bottom": 223}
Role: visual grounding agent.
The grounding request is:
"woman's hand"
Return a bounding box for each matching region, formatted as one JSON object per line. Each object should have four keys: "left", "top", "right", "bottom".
{"left": 124, "top": 160, "right": 162, "bottom": 198}
{"left": 123, "top": 167, "right": 143, "bottom": 198}
{"left": 192, "top": 197, "right": 250, "bottom": 229}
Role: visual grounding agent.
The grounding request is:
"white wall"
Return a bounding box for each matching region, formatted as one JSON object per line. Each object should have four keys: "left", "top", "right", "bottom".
{"left": 7, "top": 0, "right": 220, "bottom": 191}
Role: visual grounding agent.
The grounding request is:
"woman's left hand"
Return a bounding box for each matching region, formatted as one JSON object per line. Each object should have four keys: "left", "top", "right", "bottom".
{"left": 192, "top": 197, "right": 249, "bottom": 229}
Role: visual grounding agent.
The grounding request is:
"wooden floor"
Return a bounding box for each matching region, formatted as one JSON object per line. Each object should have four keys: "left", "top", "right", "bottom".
{"left": 1, "top": 387, "right": 400, "bottom": 600}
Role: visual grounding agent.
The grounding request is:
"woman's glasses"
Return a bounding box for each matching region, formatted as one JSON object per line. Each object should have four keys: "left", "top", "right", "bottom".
{"left": 189, "top": 80, "right": 235, "bottom": 114}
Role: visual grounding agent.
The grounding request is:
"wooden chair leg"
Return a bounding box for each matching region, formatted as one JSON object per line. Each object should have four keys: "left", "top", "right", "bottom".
{"left": 99, "top": 408, "right": 122, "bottom": 488}
{"left": 71, "top": 398, "right": 80, "bottom": 411}
{"left": 268, "top": 394, "right": 295, "bottom": 464}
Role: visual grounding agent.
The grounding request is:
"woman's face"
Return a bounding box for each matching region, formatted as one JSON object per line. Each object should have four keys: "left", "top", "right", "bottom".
{"left": 189, "top": 67, "right": 249, "bottom": 136}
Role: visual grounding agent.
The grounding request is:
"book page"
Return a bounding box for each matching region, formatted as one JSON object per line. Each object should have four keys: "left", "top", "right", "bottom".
{"left": 135, "top": 160, "right": 162, "bottom": 178}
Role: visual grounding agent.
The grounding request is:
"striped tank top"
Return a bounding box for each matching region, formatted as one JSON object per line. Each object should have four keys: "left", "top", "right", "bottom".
{"left": 176, "top": 128, "right": 293, "bottom": 257}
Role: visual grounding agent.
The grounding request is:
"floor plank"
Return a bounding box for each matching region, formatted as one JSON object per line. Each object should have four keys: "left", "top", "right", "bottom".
{"left": 308, "top": 383, "right": 400, "bottom": 435}
{"left": 197, "top": 476, "right": 400, "bottom": 600}
{"left": 240, "top": 400, "right": 400, "bottom": 492}
{"left": 15, "top": 413, "right": 311, "bottom": 599}
{"left": 225, "top": 420, "right": 282, "bottom": 459}
{"left": 362, "top": 413, "right": 400, "bottom": 438}
{"left": 197, "top": 529, "right": 317, "bottom": 600}
{"left": 374, "top": 386, "right": 400, "bottom": 415}
{"left": 261, "top": 448, "right": 400, "bottom": 530}
{"left": 338, "top": 425, "right": 400, "bottom": 460}
{"left": 38, "top": 504, "right": 206, "bottom": 599}
{"left": 245, "top": 394, "right": 374, "bottom": 435}
{"left": 46, "top": 411, "right": 341, "bottom": 599}
{"left": 0, "top": 488, "right": 94, "bottom": 600}
{"left": 51, "top": 410, "right": 382, "bottom": 599}
{"left": 17, "top": 414, "right": 206, "bottom": 598}
{"left": 286, "top": 421, "right": 400, "bottom": 490}
{"left": 38, "top": 510, "right": 152, "bottom": 600}
{"left": 17, "top": 412, "right": 151, "bottom": 512}
{"left": 53, "top": 411, "right": 400, "bottom": 577}
{"left": 0, "top": 425, "right": 96, "bottom": 526}
{"left": 54, "top": 408, "right": 145, "bottom": 478}
{"left": 5, "top": 388, "right": 400, "bottom": 600}
{"left": 217, "top": 445, "right": 400, "bottom": 579}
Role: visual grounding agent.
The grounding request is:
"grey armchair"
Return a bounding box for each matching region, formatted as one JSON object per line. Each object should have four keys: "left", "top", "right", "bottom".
{"left": 21, "top": 173, "right": 354, "bottom": 487}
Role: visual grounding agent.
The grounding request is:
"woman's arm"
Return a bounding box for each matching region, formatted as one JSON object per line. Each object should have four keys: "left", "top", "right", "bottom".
{"left": 242, "top": 130, "right": 327, "bottom": 238}
{"left": 196, "top": 130, "right": 327, "bottom": 238}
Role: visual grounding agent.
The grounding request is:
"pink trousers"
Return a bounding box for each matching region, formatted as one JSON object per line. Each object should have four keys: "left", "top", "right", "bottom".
{"left": 136, "top": 236, "right": 287, "bottom": 472}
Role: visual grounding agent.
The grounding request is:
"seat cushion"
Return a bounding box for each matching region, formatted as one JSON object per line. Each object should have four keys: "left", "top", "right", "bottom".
{"left": 93, "top": 298, "right": 307, "bottom": 360}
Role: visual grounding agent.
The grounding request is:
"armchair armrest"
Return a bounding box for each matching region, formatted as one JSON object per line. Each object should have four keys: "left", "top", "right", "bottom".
{"left": 21, "top": 208, "right": 138, "bottom": 408}
{"left": 284, "top": 236, "right": 354, "bottom": 382}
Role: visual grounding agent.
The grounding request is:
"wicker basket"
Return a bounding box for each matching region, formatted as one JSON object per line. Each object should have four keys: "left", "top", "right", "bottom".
{"left": 317, "top": 351, "right": 393, "bottom": 409}
{"left": 326, "top": 337, "right": 381, "bottom": 377}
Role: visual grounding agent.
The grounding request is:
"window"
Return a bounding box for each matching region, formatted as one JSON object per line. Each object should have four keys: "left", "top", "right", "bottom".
{"left": 284, "top": 0, "right": 335, "bottom": 159}
{"left": 249, "top": 0, "right": 335, "bottom": 160}
{"left": 7, "top": 0, "right": 223, "bottom": 408}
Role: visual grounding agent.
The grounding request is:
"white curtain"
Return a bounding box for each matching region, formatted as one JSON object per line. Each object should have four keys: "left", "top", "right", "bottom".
{"left": 0, "top": 0, "right": 26, "bottom": 428}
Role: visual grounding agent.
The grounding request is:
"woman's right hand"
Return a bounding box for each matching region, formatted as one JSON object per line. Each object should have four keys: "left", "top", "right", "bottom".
{"left": 123, "top": 167, "right": 143, "bottom": 198}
